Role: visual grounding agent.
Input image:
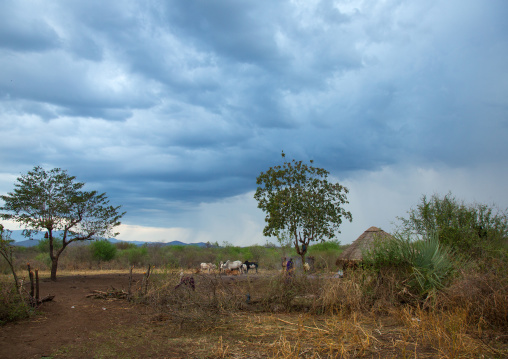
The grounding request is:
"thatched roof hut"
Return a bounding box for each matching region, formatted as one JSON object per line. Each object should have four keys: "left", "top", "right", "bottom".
{"left": 336, "top": 226, "right": 393, "bottom": 267}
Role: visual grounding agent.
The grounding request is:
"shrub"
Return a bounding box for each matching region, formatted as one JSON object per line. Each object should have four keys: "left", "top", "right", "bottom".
{"left": 397, "top": 193, "right": 508, "bottom": 259}
{"left": 308, "top": 240, "right": 343, "bottom": 271}
{"left": 144, "top": 271, "right": 244, "bottom": 329}
{"left": 438, "top": 256, "right": 508, "bottom": 329}
{"left": 363, "top": 233, "right": 455, "bottom": 298}
{"left": 90, "top": 240, "right": 117, "bottom": 262}
{"left": 261, "top": 272, "right": 322, "bottom": 312}
{"left": 120, "top": 246, "right": 148, "bottom": 266}
{"left": 34, "top": 253, "right": 52, "bottom": 269}
{"left": 0, "top": 280, "right": 30, "bottom": 324}
{"left": 36, "top": 237, "right": 63, "bottom": 253}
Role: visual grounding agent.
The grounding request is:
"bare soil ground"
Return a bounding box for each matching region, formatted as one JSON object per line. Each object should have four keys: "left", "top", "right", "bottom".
{"left": 0, "top": 273, "right": 154, "bottom": 359}
{"left": 0, "top": 272, "right": 290, "bottom": 359}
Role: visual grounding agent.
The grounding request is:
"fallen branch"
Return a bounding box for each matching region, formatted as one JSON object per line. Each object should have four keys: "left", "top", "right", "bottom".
{"left": 276, "top": 318, "right": 330, "bottom": 333}
{"left": 40, "top": 295, "right": 55, "bottom": 303}
{"left": 86, "top": 289, "right": 129, "bottom": 300}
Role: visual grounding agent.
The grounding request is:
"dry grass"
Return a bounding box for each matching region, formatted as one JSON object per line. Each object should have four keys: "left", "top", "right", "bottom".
{"left": 50, "top": 306, "right": 507, "bottom": 358}
{"left": 8, "top": 267, "right": 508, "bottom": 358}
{"left": 438, "top": 268, "right": 508, "bottom": 329}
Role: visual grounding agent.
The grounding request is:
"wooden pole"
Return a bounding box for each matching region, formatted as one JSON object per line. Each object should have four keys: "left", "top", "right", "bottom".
{"left": 35, "top": 269, "right": 40, "bottom": 305}
{"left": 29, "top": 271, "right": 34, "bottom": 298}
{"left": 28, "top": 270, "right": 35, "bottom": 306}
{"left": 144, "top": 264, "right": 151, "bottom": 295}
{"left": 128, "top": 265, "right": 133, "bottom": 298}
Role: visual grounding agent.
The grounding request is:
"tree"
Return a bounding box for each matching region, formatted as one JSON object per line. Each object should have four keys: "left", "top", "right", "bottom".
{"left": 396, "top": 192, "right": 508, "bottom": 258}
{"left": 0, "top": 167, "right": 125, "bottom": 281}
{"left": 254, "top": 152, "right": 352, "bottom": 265}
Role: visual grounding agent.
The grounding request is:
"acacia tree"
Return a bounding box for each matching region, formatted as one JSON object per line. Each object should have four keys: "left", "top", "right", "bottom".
{"left": 254, "top": 152, "right": 352, "bottom": 265}
{"left": 0, "top": 167, "right": 125, "bottom": 281}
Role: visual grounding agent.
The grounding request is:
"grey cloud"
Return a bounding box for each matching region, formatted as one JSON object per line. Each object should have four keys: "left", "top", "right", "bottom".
{"left": 1, "top": 0, "right": 508, "bottom": 235}
{"left": 0, "top": 50, "right": 158, "bottom": 120}
{"left": 0, "top": 3, "right": 60, "bottom": 52}
{"left": 159, "top": 0, "right": 284, "bottom": 65}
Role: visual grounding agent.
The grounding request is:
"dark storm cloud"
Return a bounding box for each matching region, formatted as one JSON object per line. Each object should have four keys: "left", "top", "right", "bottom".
{"left": 158, "top": 1, "right": 286, "bottom": 64}
{"left": 1, "top": 0, "right": 508, "bottom": 235}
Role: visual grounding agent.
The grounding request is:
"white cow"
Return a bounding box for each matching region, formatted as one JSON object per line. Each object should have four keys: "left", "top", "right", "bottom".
{"left": 220, "top": 260, "right": 244, "bottom": 274}
{"left": 200, "top": 262, "right": 217, "bottom": 274}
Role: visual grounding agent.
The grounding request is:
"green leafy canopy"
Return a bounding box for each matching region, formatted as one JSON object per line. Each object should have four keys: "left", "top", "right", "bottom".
{"left": 0, "top": 166, "right": 125, "bottom": 280}
{"left": 254, "top": 152, "right": 352, "bottom": 260}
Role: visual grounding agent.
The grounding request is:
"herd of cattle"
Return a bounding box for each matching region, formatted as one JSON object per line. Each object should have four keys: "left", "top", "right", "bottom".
{"left": 199, "top": 260, "right": 259, "bottom": 275}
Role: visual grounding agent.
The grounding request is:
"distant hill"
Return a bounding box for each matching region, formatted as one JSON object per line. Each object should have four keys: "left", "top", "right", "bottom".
{"left": 12, "top": 239, "right": 40, "bottom": 247}
{"left": 144, "top": 241, "right": 209, "bottom": 247}
{"left": 6, "top": 230, "right": 209, "bottom": 248}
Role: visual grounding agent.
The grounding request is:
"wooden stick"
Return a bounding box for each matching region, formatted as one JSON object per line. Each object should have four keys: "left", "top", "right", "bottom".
{"left": 40, "top": 295, "right": 54, "bottom": 303}
{"left": 35, "top": 269, "right": 40, "bottom": 305}
{"left": 276, "top": 318, "right": 330, "bottom": 333}
{"left": 144, "top": 264, "right": 151, "bottom": 295}
{"left": 29, "top": 270, "right": 34, "bottom": 301}
{"left": 128, "top": 265, "right": 133, "bottom": 297}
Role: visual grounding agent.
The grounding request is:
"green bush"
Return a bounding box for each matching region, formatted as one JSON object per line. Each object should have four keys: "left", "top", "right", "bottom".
{"left": 34, "top": 252, "right": 52, "bottom": 269}
{"left": 0, "top": 281, "right": 31, "bottom": 324}
{"left": 36, "top": 237, "right": 63, "bottom": 253}
{"left": 90, "top": 240, "right": 117, "bottom": 262}
{"left": 309, "top": 240, "right": 341, "bottom": 252}
{"left": 308, "top": 240, "right": 343, "bottom": 271}
{"left": 120, "top": 246, "right": 148, "bottom": 266}
{"left": 397, "top": 193, "right": 508, "bottom": 259}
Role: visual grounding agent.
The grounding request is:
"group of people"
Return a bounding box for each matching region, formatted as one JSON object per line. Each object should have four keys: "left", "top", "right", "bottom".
{"left": 282, "top": 257, "right": 310, "bottom": 276}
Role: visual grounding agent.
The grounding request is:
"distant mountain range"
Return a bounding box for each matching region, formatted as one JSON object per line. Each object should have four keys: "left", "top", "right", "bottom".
{"left": 6, "top": 230, "right": 209, "bottom": 248}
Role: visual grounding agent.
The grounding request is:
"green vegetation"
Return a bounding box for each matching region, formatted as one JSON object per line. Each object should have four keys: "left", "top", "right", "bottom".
{"left": 0, "top": 166, "right": 125, "bottom": 281}
{"left": 90, "top": 240, "right": 117, "bottom": 262}
{"left": 36, "top": 237, "right": 63, "bottom": 253}
{"left": 364, "top": 233, "right": 455, "bottom": 297}
{"left": 0, "top": 239, "right": 344, "bottom": 275}
{"left": 120, "top": 245, "right": 148, "bottom": 266}
{"left": 396, "top": 192, "right": 508, "bottom": 259}
{"left": 0, "top": 282, "right": 31, "bottom": 325}
{"left": 254, "top": 151, "right": 352, "bottom": 265}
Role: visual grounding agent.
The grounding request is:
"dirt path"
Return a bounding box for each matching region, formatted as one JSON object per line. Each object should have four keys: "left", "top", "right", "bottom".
{"left": 0, "top": 273, "right": 149, "bottom": 359}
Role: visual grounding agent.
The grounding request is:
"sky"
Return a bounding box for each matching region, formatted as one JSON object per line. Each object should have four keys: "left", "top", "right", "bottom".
{"left": 1, "top": 0, "right": 508, "bottom": 246}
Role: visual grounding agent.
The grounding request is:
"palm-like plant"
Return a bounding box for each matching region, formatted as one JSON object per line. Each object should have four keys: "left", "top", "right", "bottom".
{"left": 364, "top": 233, "right": 455, "bottom": 297}
{"left": 407, "top": 234, "right": 454, "bottom": 296}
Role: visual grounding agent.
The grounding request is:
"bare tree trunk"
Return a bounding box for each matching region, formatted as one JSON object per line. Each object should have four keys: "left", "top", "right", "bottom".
{"left": 300, "top": 252, "right": 306, "bottom": 266}
{"left": 50, "top": 257, "right": 59, "bottom": 281}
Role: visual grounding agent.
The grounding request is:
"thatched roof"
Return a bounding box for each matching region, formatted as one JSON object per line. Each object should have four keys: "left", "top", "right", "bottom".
{"left": 336, "top": 226, "right": 393, "bottom": 265}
